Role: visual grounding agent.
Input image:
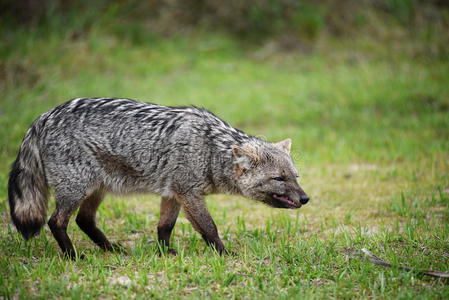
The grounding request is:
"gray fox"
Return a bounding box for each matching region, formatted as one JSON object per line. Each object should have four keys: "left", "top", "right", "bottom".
{"left": 8, "top": 98, "right": 309, "bottom": 259}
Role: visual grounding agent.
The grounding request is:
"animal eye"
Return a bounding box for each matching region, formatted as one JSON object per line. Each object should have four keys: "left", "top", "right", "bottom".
{"left": 273, "top": 177, "right": 284, "bottom": 182}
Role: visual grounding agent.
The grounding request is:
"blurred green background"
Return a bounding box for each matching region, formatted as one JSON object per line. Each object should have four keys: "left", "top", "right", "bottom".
{"left": 1, "top": 0, "right": 448, "bottom": 168}
{"left": 1, "top": 1, "right": 449, "bottom": 298}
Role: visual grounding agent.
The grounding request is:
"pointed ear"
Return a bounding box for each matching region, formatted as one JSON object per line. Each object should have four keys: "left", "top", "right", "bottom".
{"left": 275, "top": 138, "right": 292, "bottom": 154}
{"left": 232, "top": 145, "right": 260, "bottom": 176}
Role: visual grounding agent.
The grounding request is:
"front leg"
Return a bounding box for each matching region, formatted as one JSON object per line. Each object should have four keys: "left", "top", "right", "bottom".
{"left": 176, "top": 193, "right": 226, "bottom": 254}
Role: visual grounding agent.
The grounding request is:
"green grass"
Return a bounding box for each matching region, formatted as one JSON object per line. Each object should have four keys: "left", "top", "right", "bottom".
{"left": 1, "top": 22, "right": 449, "bottom": 298}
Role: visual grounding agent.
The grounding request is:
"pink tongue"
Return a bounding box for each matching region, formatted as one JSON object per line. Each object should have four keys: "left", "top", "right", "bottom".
{"left": 275, "top": 194, "right": 295, "bottom": 206}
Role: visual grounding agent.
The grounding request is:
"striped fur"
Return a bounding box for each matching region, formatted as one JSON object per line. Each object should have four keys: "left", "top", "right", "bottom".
{"left": 8, "top": 98, "right": 309, "bottom": 258}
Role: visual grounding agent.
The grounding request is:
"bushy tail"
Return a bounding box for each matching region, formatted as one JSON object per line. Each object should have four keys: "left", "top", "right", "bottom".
{"left": 8, "top": 124, "right": 49, "bottom": 239}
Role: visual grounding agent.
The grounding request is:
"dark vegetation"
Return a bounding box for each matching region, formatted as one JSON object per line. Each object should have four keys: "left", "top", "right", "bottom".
{"left": 1, "top": 0, "right": 449, "bottom": 50}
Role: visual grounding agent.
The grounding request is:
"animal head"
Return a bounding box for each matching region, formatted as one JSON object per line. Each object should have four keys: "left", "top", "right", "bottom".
{"left": 232, "top": 138, "right": 309, "bottom": 209}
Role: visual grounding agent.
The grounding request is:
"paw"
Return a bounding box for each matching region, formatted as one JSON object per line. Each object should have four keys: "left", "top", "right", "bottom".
{"left": 217, "top": 248, "right": 237, "bottom": 257}
{"left": 158, "top": 245, "right": 177, "bottom": 256}
{"left": 166, "top": 247, "right": 177, "bottom": 255}
{"left": 65, "top": 252, "right": 85, "bottom": 261}
{"left": 225, "top": 249, "right": 238, "bottom": 257}
{"left": 109, "top": 243, "right": 127, "bottom": 254}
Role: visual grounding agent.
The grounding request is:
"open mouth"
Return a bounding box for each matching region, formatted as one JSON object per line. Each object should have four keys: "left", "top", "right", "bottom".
{"left": 271, "top": 194, "right": 301, "bottom": 209}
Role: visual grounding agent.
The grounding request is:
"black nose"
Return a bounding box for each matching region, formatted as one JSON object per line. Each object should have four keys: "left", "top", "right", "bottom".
{"left": 300, "top": 194, "right": 310, "bottom": 204}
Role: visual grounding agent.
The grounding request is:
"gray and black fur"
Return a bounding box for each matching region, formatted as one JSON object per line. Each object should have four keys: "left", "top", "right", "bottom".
{"left": 8, "top": 98, "right": 309, "bottom": 259}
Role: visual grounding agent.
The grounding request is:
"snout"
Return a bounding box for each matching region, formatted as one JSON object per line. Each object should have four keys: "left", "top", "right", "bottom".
{"left": 268, "top": 188, "right": 310, "bottom": 209}
{"left": 300, "top": 194, "right": 310, "bottom": 205}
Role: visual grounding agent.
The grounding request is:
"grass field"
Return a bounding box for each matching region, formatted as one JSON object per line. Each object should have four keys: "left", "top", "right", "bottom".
{"left": 1, "top": 20, "right": 449, "bottom": 298}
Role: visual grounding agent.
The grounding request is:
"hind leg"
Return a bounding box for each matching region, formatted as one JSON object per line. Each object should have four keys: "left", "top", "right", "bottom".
{"left": 75, "top": 189, "right": 122, "bottom": 252}
{"left": 157, "top": 196, "right": 181, "bottom": 254}
{"left": 48, "top": 194, "right": 83, "bottom": 260}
